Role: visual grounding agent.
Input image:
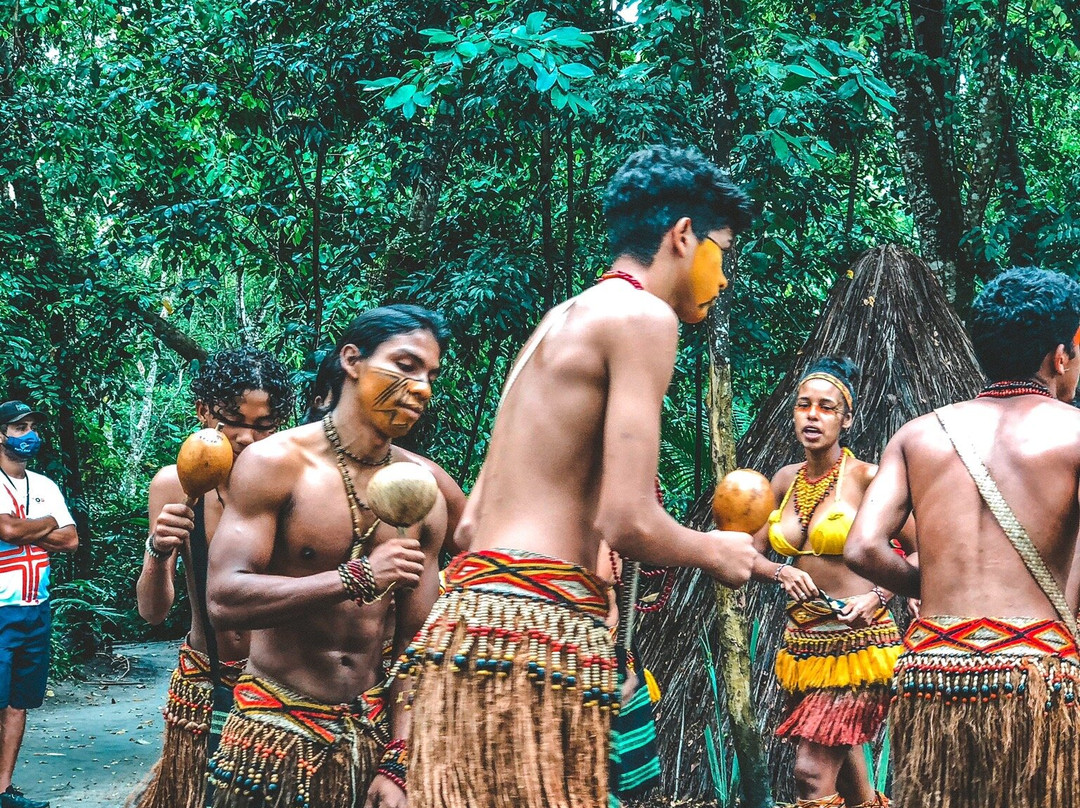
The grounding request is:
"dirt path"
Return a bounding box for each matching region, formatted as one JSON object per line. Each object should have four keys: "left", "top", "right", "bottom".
{"left": 18, "top": 641, "right": 176, "bottom": 808}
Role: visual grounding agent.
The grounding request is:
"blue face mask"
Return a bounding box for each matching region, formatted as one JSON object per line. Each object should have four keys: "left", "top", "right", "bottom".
{"left": 3, "top": 431, "right": 42, "bottom": 460}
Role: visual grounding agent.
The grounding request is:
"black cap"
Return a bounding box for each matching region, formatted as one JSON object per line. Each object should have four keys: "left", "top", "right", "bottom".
{"left": 0, "top": 401, "right": 47, "bottom": 426}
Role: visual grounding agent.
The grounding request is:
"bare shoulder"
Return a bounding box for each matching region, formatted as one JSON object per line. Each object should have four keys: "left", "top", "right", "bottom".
{"left": 848, "top": 457, "right": 878, "bottom": 487}
{"left": 771, "top": 463, "right": 800, "bottom": 495}
{"left": 150, "top": 465, "right": 185, "bottom": 500}
{"left": 576, "top": 284, "right": 679, "bottom": 347}
{"left": 228, "top": 424, "right": 322, "bottom": 496}
{"left": 394, "top": 447, "right": 460, "bottom": 497}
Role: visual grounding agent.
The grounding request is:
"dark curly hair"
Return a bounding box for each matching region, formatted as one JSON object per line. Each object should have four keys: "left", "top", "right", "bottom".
{"left": 190, "top": 346, "right": 295, "bottom": 425}
{"left": 799, "top": 356, "right": 861, "bottom": 412}
{"left": 602, "top": 145, "right": 753, "bottom": 264}
{"left": 970, "top": 267, "right": 1080, "bottom": 382}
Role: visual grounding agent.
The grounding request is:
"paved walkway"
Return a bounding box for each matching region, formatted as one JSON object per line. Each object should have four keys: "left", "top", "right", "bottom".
{"left": 17, "top": 641, "right": 175, "bottom": 807}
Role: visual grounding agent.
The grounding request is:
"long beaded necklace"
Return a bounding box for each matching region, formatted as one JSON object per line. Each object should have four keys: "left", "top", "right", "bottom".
{"left": 792, "top": 448, "right": 850, "bottom": 538}
{"left": 976, "top": 380, "right": 1053, "bottom": 399}
{"left": 322, "top": 413, "right": 378, "bottom": 556}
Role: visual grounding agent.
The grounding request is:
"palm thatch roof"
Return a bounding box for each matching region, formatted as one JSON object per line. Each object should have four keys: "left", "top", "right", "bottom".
{"left": 636, "top": 245, "right": 986, "bottom": 802}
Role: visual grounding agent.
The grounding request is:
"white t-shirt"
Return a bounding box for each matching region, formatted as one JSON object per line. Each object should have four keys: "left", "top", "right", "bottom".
{"left": 0, "top": 469, "right": 75, "bottom": 605}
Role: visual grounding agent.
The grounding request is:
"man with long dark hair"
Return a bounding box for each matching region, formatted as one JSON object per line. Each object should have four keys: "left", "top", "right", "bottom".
{"left": 206, "top": 305, "right": 462, "bottom": 808}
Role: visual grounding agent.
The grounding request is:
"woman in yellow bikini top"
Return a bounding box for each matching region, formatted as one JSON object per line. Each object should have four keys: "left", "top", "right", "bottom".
{"left": 744, "top": 357, "right": 908, "bottom": 808}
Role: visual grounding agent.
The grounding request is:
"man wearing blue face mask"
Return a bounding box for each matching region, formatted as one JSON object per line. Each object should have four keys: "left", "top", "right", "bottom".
{"left": 0, "top": 401, "right": 78, "bottom": 808}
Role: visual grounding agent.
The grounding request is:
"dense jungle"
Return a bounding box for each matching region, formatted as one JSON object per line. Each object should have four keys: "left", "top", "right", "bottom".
{"left": 2, "top": 0, "right": 1079, "bottom": 802}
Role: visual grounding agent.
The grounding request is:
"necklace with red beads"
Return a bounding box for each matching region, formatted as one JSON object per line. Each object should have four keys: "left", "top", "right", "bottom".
{"left": 976, "top": 380, "right": 1052, "bottom": 399}
{"left": 598, "top": 270, "right": 645, "bottom": 291}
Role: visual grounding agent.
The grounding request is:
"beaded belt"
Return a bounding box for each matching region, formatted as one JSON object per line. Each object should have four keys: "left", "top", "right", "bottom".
{"left": 893, "top": 616, "right": 1080, "bottom": 705}
{"left": 398, "top": 549, "right": 619, "bottom": 709}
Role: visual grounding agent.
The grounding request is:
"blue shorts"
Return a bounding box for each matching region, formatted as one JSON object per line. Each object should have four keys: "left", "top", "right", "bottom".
{"left": 0, "top": 602, "right": 51, "bottom": 709}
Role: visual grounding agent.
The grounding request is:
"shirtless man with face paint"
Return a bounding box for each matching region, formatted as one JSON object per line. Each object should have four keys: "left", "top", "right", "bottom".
{"left": 206, "top": 305, "right": 461, "bottom": 808}
{"left": 400, "top": 145, "right": 758, "bottom": 808}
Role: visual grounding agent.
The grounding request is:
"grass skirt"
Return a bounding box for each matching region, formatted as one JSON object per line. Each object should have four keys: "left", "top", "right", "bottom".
{"left": 774, "top": 599, "right": 901, "bottom": 746}
{"left": 128, "top": 644, "right": 245, "bottom": 808}
{"left": 206, "top": 674, "right": 386, "bottom": 808}
{"left": 398, "top": 548, "right": 618, "bottom": 808}
{"left": 890, "top": 615, "right": 1080, "bottom": 808}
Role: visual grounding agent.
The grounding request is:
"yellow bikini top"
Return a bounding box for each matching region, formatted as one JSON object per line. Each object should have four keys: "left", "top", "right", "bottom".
{"left": 768, "top": 450, "right": 857, "bottom": 557}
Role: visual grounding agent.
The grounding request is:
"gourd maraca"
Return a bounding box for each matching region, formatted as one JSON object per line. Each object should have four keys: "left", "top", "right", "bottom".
{"left": 712, "top": 468, "right": 775, "bottom": 534}
{"left": 176, "top": 428, "right": 234, "bottom": 507}
{"left": 366, "top": 462, "right": 439, "bottom": 534}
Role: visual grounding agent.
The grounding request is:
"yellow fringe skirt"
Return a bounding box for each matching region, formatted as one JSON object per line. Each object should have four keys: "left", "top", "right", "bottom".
{"left": 774, "top": 599, "right": 902, "bottom": 746}
{"left": 128, "top": 643, "right": 245, "bottom": 808}
{"left": 206, "top": 674, "right": 386, "bottom": 808}
{"left": 890, "top": 615, "right": 1080, "bottom": 808}
{"left": 398, "top": 548, "right": 619, "bottom": 808}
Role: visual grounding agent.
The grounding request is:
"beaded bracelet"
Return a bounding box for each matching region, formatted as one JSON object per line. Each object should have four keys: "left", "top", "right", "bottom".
{"left": 871, "top": 585, "right": 890, "bottom": 609}
{"left": 377, "top": 738, "right": 408, "bottom": 790}
{"left": 773, "top": 563, "right": 786, "bottom": 583}
{"left": 338, "top": 557, "right": 378, "bottom": 604}
{"left": 146, "top": 534, "right": 172, "bottom": 560}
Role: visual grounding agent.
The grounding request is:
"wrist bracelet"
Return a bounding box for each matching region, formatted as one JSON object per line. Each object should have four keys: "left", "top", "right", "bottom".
{"left": 773, "top": 563, "right": 786, "bottom": 583}
{"left": 146, "top": 534, "right": 171, "bottom": 560}
{"left": 871, "top": 585, "right": 890, "bottom": 609}
{"left": 338, "top": 557, "right": 378, "bottom": 604}
{"left": 377, "top": 738, "right": 407, "bottom": 790}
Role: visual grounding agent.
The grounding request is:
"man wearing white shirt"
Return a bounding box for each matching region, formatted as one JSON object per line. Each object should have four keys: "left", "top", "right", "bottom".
{"left": 0, "top": 401, "right": 78, "bottom": 808}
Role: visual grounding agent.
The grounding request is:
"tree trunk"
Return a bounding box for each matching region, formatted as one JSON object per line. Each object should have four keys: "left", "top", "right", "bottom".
{"left": 701, "top": 2, "right": 773, "bottom": 803}
{"left": 310, "top": 146, "right": 326, "bottom": 351}
{"left": 564, "top": 119, "right": 576, "bottom": 300}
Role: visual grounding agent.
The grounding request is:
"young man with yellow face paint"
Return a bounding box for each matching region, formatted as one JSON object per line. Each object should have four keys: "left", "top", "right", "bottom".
{"left": 399, "top": 145, "right": 757, "bottom": 808}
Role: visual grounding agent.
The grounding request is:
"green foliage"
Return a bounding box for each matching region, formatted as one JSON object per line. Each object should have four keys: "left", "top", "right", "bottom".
{"left": 1, "top": 0, "right": 1078, "bottom": 682}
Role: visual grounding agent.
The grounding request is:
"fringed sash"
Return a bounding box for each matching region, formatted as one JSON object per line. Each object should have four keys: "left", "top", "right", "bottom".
{"left": 403, "top": 549, "right": 616, "bottom": 808}
{"left": 207, "top": 675, "right": 386, "bottom": 808}
{"left": 891, "top": 616, "right": 1080, "bottom": 808}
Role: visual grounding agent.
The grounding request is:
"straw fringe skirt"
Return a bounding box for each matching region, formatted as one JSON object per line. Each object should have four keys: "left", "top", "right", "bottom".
{"left": 775, "top": 600, "right": 902, "bottom": 746}
{"left": 128, "top": 644, "right": 245, "bottom": 808}
{"left": 890, "top": 616, "right": 1080, "bottom": 808}
{"left": 398, "top": 549, "right": 619, "bottom": 808}
{"left": 206, "top": 675, "right": 386, "bottom": 808}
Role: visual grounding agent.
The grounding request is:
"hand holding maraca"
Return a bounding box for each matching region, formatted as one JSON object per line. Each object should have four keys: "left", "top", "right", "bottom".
{"left": 362, "top": 462, "right": 439, "bottom": 594}
{"left": 706, "top": 469, "right": 775, "bottom": 589}
{"left": 148, "top": 428, "right": 234, "bottom": 558}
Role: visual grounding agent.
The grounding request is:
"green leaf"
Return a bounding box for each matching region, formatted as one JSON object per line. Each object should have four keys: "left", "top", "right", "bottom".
{"left": 361, "top": 77, "right": 400, "bottom": 91}
{"left": 535, "top": 70, "right": 557, "bottom": 92}
{"left": 769, "top": 131, "right": 791, "bottom": 162}
{"left": 804, "top": 55, "right": 832, "bottom": 78}
{"left": 525, "top": 11, "right": 546, "bottom": 35}
{"left": 384, "top": 83, "right": 417, "bottom": 110}
{"left": 781, "top": 73, "right": 813, "bottom": 92}
{"left": 786, "top": 65, "right": 816, "bottom": 79}
{"left": 420, "top": 29, "right": 456, "bottom": 45}
{"left": 767, "top": 107, "right": 787, "bottom": 126}
{"left": 558, "top": 63, "right": 593, "bottom": 79}
{"left": 455, "top": 41, "right": 479, "bottom": 59}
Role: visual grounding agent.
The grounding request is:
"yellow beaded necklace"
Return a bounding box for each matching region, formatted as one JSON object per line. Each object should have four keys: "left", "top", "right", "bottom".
{"left": 791, "top": 448, "right": 851, "bottom": 536}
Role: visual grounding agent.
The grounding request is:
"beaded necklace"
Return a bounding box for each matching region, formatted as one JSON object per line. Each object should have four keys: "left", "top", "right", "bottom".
{"left": 792, "top": 448, "right": 850, "bottom": 538}
{"left": 598, "top": 270, "right": 645, "bottom": 290}
{"left": 341, "top": 444, "right": 392, "bottom": 467}
{"left": 322, "top": 413, "right": 377, "bottom": 555}
{"left": 976, "top": 380, "right": 1053, "bottom": 400}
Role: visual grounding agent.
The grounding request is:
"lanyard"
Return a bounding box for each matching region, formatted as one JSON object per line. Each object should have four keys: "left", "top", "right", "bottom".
{"left": 0, "top": 468, "right": 29, "bottom": 515}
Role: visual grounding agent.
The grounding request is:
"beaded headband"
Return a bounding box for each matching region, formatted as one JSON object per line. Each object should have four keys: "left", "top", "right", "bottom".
{"left": 799, "top": 372, "right": 853, "bottom": 410}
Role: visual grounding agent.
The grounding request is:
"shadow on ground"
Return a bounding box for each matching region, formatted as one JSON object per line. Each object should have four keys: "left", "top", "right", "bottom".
{"left": 18, "top": 642, "right": 174, "bottom": 808}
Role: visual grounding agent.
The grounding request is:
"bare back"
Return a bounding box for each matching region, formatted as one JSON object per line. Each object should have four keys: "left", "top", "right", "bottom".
{"left": 899, "top": 397, "right": 1080, "bottom": 618}
{"left": 460, "top": 282, "right": 680, "bottom": 571}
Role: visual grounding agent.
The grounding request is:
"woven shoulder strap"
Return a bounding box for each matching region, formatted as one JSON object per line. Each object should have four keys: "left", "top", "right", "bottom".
{"left": 935, "top": 406, "right": 1078, "bottom": 639}
{"left": 498, "top": 299, "right": 575, "bottom": 406}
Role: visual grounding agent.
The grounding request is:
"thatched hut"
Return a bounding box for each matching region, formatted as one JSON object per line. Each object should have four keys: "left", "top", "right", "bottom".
{"left": 636, "top": 245, "right": 985, "bottom": 803}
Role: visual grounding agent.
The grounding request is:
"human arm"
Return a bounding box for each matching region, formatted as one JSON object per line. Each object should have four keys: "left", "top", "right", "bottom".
{"left": 0, "top": 514, "right": 61, "bottom": 545}
{"left": 748, "top": 468, "right": 819, "bottom": 600}
{"left": 208, "top": 443, "right": 426, "bottom": 631}
{"left": 365, "top": 488, "right": 448, "bottom": 808}
{"left": 34, "top": 524, "right": 78, "bottom": 552}
{"left": 429, "top": 461, "right": 466, "bottom": 555}
{"left": 592, "top": 302, "right": 754, "bottom": 587}
{"left": 136, "top": 467, "right": 192, "bottom": 625}
{"left": 844, "top": 430, "right": 921, "bottom": 598}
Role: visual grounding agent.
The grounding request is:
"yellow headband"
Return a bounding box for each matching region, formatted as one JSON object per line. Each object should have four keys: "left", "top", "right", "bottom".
{"left": 799, "top": 372, "right": 853, "bottom": 410}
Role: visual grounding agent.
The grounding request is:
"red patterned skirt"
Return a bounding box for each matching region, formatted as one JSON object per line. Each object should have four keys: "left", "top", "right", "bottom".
{"left": 774, "top": 599, "right": 902, "bottom": 746}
